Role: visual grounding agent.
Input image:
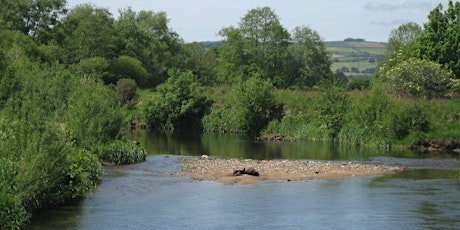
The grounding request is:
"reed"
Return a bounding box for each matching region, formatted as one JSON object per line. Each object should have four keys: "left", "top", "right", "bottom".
{"left": 99, "top": 141, "right": 147, "bottom": 164}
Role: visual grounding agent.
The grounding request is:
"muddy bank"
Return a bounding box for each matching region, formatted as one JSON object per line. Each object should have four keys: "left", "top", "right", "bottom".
{"left": 178, "top": 157, "right": 405, "bottom": 185}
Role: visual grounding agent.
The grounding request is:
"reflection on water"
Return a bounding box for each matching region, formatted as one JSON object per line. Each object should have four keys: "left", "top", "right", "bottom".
{"left": 28, "top": 131, "right": 460, "bottom": 229}
{"left": 125, "top": 129, "right": 421, "bottom": 160}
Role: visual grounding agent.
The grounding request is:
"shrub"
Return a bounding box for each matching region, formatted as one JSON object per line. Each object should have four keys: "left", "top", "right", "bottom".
{"left": 202, "top": 77, "right": 276, "bottom": 134}
{"left": 0, "top": 159, "right": 30, "bottom": 230}
{"left": 59, "top": 148, "right": 102, "bottom": 201}
{"left": 382, "top": 58, "right": 459, "bottom": 99}
{"left": 145, "top": 69, "right": 211, "bottom": 132}
{"left": 65, "top": 79, "right": 123, "bottom": 151}
{"left": 312, "top": 80, "right": 349, "bottom": 139}
{"left": 98, "top": 140, "right": 147, "bottom": 164}
{"left": 116, "top": 78, "right": 137, "bottom": 103}
{"left": 107, "top": 55, "right": 148, "bottom": 87}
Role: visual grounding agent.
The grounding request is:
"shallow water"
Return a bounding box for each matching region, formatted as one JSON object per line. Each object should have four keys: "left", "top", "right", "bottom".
{"left": 28, "top": 155, "right": 460, "bottom": 230}
{"left": 28, "top": 132, "right": 460, "bottom": 229}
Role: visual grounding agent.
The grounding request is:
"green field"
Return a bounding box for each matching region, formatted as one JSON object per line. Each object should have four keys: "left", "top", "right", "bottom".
{"left": 325, "top": 41, "right": 386, "bottom": 76}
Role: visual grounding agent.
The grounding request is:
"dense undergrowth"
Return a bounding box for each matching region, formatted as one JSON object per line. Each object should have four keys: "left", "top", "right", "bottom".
{"left": 262, "top": 82, "right": 460, "bottom": 151}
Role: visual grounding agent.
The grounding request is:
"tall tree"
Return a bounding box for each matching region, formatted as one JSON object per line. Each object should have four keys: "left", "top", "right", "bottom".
{"left": 0, "top": 0, "right": 67, "bottom": 39}
{"left": 217, "top": 7, "right": 292, "bottom": 87}
{"left": 385, "top": 22, "right": 422, "bottom": 61}
{"left": 115, "top": 8, "right": 184, "bottom": 87}
{"left": 414, "top": 0, "right": 460, "bottom": 78}
{"left": 59, "top": 4, "right": 118, "bottom": 64}
{"left": 182, "top": 42, "right": 218, "bottom": 86}
{"left": 290, "top": 26, "right": 332, "bottom": 87}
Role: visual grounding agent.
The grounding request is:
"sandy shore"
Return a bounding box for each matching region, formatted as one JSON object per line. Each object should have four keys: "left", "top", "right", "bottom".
{"left": 178, "top": 157, "right": 405, "bottom": 185}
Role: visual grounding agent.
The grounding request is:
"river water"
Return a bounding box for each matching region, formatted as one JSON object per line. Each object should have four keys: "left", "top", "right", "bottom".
{"left": 28, "top": 131, "right": 460, "bottom": 229}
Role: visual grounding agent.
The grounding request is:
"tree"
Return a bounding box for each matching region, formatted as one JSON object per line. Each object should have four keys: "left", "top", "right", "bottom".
{"left": 217, "top": 7, "right": 292, "bottom": 87}
{"left": 290, "top": 26, "right": 332, "bottom": 88}
{"left": 413, "top": 0, "right": 460, "bottom": 77}
{"left": 115, "top": 8, "right": 184, "bottom": 87}
{"left": 385, "top": 22, "right": 422, "bottom": 60}
{"left": 59, "top": 4, "right": 118, "bottom": 64}
{"left": 0, "top": 0, "right": 67, "bottom": 39}
{"left": 181, "top": 42, "right": 218, "bottom": 86}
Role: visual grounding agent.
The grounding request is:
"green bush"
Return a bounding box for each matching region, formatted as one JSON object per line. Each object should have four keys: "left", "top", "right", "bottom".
{"left": 0, "top": 159, "right": 30, "bottom": 230}
{"left": 312, "top": 80, "right": 349, "bottom": 139}
{"left": 145, "top": 69, "right": 211, "bottom": 132}
{"left": 382, "top": 58, "right": 459, "bottom": 99}
{"left": 107, "top": 55, "right": 148, "bottom": 87}
{"left": 116, "top": 78, "right": 137, "bottom": 103}
{"left": 98, "top": 140, "right": 147, "bottom": 164}
{"left": 203, "top": 77, "right": 276, "bottom": 134}
{"left": 65, "top": 78, "right": 123, "bottom": 151}
{"left": 59, "top": 148, "right": 102, "bottom": 201}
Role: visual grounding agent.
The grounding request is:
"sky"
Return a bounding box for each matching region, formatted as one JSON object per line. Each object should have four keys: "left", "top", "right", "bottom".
{"left": 66, "top": 0, "right": 446, "bottom": 43}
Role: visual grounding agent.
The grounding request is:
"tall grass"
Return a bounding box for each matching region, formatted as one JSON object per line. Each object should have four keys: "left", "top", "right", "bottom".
{"left": 263, "top": 81, "right": 454, "bottom": 149}
{"left": 98, "top": 140, "right": 147, "bottom": 164}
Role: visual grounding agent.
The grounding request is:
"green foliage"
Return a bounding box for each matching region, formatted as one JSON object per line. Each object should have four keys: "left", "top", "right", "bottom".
{"left": 385, "top": 22, "right": 422, "bottom": 60}
{"left": 98, "top": 140, "right": 147, "bottom": 164}
{"left": 181, "top": 42, "right": 218, "bottom": 86}
{"left": 216, "top": 7, "right": 331, "bottom": 88}
{"left": 59, "top": 4, "right": 118, "bottom": 64}
{"left": 263, "top": 112, "right": 330, "bottom": 141}
{"left": 145, "top": 69, "right": 211, "bottom": 132}
{"left": 65, "top": 78, "right": 123, "bottom": 151}
{"left": 0, "top": 53, "right": 124, "bottom": 229}
{"left": 424, "top": 99, "right": 460, "bottom": 141}
{"left": 347, "top": 77, "right": 371, "bottom": 91}
{"left": 414, "top": 0, "right": 460, "bottom": 78}
{"left": 290, "top": 26, "right": 332, "bottom": 87}
{"left": 0, "top": 158, "right": 30, "bottom": 230}
{"left": 116, "top": 78, "right": 137, "bottom": 103}
{"left": 61, "top": 148, "right": 102, "bottom": 201}
{"left": 0, "top": 0, "right": 67, "bottom": 38}
{"left": 203, "top": 77, "right": 276, "bottom": 134}
{"left": 115, "top": 8, "right": 184, "bottom": 86}
{"left": 382, "top": 58, "right": 459, "bottom": 99}
{"left": 263, "top": 82, "right": 434, "bottom": 148}
{"left": 107, "top": 55, "right": 148, "bottom": 86}
{"left": 340, "top": 84, "right": 430, "bottom": 147}
{"left": 71, "top": 57, "right": 110, "bottom": 80}
{"left": 313, "top": 80, "right": 350, "bottom": 139}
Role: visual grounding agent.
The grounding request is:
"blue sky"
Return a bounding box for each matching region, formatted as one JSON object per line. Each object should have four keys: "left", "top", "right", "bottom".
{"left": 67, "top": 0, "right": 445, "bottom": 42}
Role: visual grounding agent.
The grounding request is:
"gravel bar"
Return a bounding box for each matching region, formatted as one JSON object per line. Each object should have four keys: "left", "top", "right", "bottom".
{"left": 178, "top": 157, "right": 405, "bottom": 185}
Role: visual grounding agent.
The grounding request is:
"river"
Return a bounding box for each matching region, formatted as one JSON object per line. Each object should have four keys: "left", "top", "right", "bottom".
{"left": 28, "top": 130, "right": 460, "bottom": 229}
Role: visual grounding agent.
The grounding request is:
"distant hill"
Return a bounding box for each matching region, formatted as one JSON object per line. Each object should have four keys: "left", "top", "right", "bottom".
{"left": 325, "top": 40, "right": 386, "bottom": 48}
{"left": 325, "top": 40, "right": 386, "bottom": 76}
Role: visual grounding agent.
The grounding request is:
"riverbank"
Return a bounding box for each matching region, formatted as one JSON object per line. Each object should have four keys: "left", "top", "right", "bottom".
{"left": 179, "top": 157, "right": 405, "bottom": 185}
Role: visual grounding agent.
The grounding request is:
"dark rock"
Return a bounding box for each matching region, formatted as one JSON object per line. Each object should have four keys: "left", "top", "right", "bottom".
{"left": 233, "top": 167, "right": 259, "bottom": 176}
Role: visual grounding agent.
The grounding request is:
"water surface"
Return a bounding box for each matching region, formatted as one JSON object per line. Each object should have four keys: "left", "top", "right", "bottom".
{"left": 28, "top": 132, "right": 460, "bottom": 229}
